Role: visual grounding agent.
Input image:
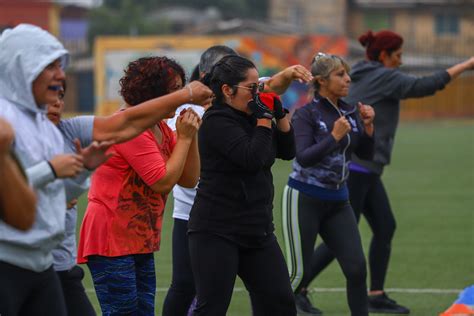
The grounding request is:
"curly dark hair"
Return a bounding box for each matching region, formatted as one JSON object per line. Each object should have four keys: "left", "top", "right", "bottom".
{"left": 119, "top": 56, "right": 186, "bottom": 106}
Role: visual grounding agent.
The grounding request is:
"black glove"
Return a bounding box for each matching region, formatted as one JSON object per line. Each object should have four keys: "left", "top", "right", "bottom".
{"left": 247, "top": 93, "right": 275, "bottom": 119}
{"left": 272, "top": 94, "right": 288, "bottom": 120}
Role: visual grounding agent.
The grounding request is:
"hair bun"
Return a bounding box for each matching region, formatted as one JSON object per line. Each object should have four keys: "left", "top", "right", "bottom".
{"left": 358, "top": 30, "right": 375, "bottom": 47}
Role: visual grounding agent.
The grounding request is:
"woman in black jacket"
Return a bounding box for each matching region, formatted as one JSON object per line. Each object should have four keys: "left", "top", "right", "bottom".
{"left": 188, "top": 55, "right": 296, "bottom": 316}
{"left": 282, "top": 53, "right": 375, "bottom": 316}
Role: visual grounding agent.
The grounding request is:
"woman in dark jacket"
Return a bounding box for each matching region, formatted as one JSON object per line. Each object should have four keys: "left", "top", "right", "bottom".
{"left": 310, "top": 30, "right": 474, "bottom": 314}
{"left": 188, "top": 55, "right": 296, "bottom": 316}
{"left": 282, "top": 52, "right": 375, "bottom": 316}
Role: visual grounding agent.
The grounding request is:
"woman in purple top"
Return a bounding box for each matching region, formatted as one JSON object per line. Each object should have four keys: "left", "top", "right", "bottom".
{"left": 310, "top": 30, "right": 474, "bottom": 314}
{"left": 282, "top": 53, "right": 375, "bottom": 316}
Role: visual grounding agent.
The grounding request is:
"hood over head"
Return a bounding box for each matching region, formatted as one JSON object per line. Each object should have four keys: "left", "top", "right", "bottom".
{"left": 0, "top": 24, "right": 69, "bottom": 113}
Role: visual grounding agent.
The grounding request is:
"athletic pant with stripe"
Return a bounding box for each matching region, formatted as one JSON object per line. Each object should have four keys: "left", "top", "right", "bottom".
{"left": 282, "top": 185, "right": 368, "bottom": 316}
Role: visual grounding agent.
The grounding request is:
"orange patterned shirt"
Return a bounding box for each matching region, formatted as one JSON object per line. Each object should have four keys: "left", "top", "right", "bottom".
{"left": 77, "top": 121, "right": 176, "bottom": 262}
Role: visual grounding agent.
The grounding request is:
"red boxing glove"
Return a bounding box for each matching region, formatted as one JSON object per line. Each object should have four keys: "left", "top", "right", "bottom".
{"left": 248, "top": 92, "right": 278, "bottom": 119}
{"left": 257, "top": 92, "right": 277, "bottom": 111}
{"left": 259, "top": 92, "right": 286, "bottom": 120}
{"left": 269, "top": 93, "right": 287, "bottom": 120}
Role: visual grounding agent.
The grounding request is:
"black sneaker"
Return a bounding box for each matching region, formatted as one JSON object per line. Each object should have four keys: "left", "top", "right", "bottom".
{"left": 294, "top": 291, "right": 323, "bottom": 315}
{"left": 368, "top": 293, "right": 410, "bottom": 314}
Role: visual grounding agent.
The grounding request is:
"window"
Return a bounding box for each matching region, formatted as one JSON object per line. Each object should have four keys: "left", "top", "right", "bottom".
{"left": 435, "top": 14, "right": 459, "bottom": 35}
{"left": 289, "top": 5, "right": 305, "bottom": 32}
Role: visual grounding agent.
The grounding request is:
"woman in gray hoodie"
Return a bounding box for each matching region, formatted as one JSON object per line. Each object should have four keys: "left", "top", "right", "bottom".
{"left": 309, "top": 30, "right": 474, "bottom": 314}
{"left": 0, "top": 24, "right": 72, "bottom": 315}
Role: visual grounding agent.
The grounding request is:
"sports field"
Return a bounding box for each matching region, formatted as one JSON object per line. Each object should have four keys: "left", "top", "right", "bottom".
{"left": 77, "top": 120, "right": 474, "bottom": 315}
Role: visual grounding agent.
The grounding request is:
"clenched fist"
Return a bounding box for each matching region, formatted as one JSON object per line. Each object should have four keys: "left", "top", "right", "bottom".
{"left": 358, "top": 102, "right": 375, "bottom": 136}
{"left": 176, "top": 108, "right": 201, "bottom": 140}
{"left": 185, "top": 81, "right": 213, "bottom": 106}
{"left": 49, "top": 154, "right": 84, "bottom": 178}
{"left": 331, "top": 116, "right": 351, "bottom": 142}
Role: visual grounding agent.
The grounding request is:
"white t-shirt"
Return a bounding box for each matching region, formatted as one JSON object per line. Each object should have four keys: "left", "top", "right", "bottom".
{"left": 166, "top": 104, "right": 205, "bottom": 221}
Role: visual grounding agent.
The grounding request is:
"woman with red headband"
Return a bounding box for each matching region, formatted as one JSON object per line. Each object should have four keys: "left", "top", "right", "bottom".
{"left": 309, "top": 30, "right": 474, "bottom": 314}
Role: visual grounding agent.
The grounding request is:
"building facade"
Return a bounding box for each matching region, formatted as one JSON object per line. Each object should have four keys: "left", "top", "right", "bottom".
{"left": 270, "top": 0, "right": 474, "bottom": 57}
{"left": 269, "top": 0, "right": 474, "bottom": 117}
{"left": 347, "top": 0, "right": 474, "bottom": 57}
{"left": 269, "top": 0, "right": 347, "bottom": 35}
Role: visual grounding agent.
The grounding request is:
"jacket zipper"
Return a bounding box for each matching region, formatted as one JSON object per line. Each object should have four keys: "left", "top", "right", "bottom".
{"left": 326, "top": 99, "right": 352, "bottom": 189}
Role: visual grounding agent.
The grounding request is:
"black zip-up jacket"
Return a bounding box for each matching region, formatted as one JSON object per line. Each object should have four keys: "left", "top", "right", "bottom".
{"left": 289, "top": 94, "right": 374, "bottom": 189}
{"left": 188, "top": 102, "right": 295, "bottom": 236}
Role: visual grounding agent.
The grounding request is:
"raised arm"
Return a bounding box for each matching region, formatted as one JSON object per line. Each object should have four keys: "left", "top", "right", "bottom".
{"left": 93, "top": 81, "right": 212, "bottom": 144}
{"left": 176, "top": 109, "right": 201, "bottom": 188}
{"left": 446, "top": 56, "right": 474, "bottom": 80}
{"left": 151, "top": 110, "right": 200, "bottom": 193}
{"left": 389, "top": 56, "right": 473, "bottom": 100}
{"left": 263, "top": 65, "right": 313, "bottom": 95}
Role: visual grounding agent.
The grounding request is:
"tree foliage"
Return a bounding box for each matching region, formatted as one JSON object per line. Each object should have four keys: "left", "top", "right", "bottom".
{"left": 87, "top": 0, "right": 268, "bottom": 50}
{"left": 87, "top": 0, "right": 171, "bottom": 49}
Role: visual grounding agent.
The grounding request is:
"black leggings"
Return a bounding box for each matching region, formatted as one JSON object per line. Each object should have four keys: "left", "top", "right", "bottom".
{"left": 162, "top": 218, "right": 195, "bottom": 316}
{"left": 57, "top": 265, "right": 96, "bottom": 316}
{"left": 282, "top": 186, "right": 368, "bottom": 316}
{"left": 0, "top": 262, "right": 67, "bottom": 316}
{"left": 188, "top": 232, "right": 296, "bottom": 316}
{"left": 310, "top": 171, "right": 396, "bottom": 291}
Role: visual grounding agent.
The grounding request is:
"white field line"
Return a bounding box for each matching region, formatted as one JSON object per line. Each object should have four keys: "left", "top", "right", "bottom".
{"left": 84, "top": 287, "right": 461, "bottom": 294}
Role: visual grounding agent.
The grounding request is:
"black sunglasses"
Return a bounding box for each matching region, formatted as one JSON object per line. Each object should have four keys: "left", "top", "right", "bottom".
{"left": 233, "top": 83, "right": 258, "bottom": 96}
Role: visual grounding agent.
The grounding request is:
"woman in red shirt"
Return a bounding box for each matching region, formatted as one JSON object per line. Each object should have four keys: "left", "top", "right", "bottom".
{"left": 77, "top": 56, "right": 201, "bottom": 316}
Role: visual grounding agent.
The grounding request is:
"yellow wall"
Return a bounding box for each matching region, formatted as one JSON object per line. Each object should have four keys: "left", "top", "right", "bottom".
{"left": 48, "top": 4, "right": 60, "bottom": 37}
{"left": 94, "top": 36, "right": 237, "bottom": 115}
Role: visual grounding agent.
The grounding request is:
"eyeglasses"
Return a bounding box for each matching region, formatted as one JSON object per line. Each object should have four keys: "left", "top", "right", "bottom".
{"left": 234, "top": 83, "right": 258, "bottom": 96}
